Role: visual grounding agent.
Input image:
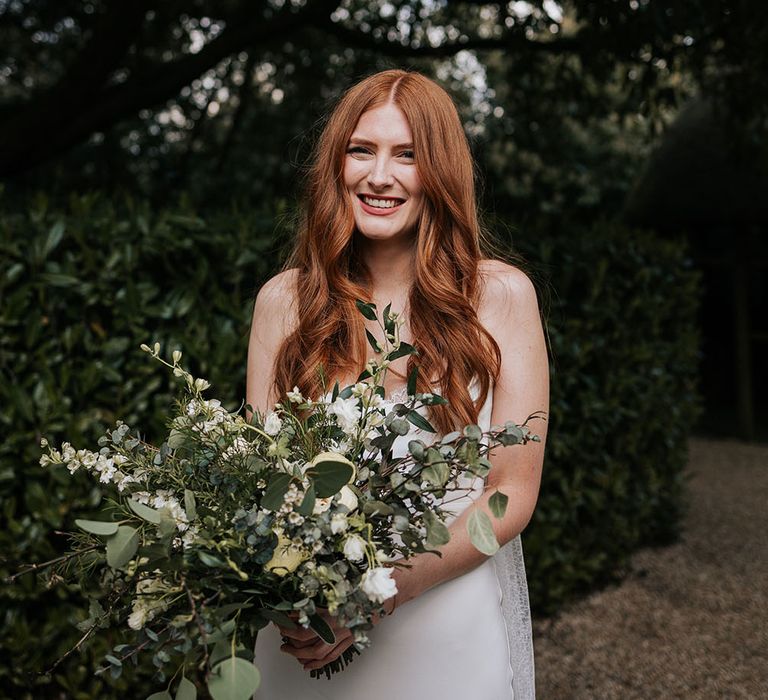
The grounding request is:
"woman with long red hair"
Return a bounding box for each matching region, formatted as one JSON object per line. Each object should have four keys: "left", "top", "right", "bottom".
{"left": 247, "top": 68, "right": 548, "bottom": 699}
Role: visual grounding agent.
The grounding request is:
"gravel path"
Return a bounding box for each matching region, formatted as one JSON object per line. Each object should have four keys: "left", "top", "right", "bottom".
{"left": 532, "top": 437, "right": 768, "bottom": 699}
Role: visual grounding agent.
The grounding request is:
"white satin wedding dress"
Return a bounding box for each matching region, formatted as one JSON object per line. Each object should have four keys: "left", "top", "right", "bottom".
{"left": 253, "top": 380, "right": 535, "bottom": 699}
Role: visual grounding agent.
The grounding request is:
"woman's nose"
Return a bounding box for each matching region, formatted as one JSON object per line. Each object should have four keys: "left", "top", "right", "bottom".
{"left": 368, "top": 156, "right": 394, "bottom": 187}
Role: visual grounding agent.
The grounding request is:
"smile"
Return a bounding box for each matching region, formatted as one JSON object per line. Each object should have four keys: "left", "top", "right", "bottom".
{"left": 357, "top": 194, "right": 406, "bottom": 215}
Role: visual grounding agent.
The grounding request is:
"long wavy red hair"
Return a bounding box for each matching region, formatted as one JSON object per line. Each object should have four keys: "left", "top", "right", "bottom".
{"left": 272, "top": 68, "right": 501, "bottom": 433}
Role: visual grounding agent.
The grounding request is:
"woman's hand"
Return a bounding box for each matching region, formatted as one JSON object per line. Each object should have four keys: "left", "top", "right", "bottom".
{"left": 276, "top": 597, "right": 397, "bottom": 671}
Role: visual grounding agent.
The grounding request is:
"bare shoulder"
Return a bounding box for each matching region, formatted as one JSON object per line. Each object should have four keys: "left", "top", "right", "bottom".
{"left": 477, "top": 259, "right": 539, "bottom": 320}
{"left": 252, "top": 268, "right": 300, "bottom": 334}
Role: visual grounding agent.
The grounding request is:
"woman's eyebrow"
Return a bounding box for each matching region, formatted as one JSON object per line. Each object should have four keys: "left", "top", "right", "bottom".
{"left": 348, "top": 137, "right": 414, "bottom": 149}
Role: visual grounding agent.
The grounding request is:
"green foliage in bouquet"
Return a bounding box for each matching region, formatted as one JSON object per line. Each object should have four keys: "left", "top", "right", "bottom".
{"left": 20, "top": 302, "right": 541, "bottom": 698}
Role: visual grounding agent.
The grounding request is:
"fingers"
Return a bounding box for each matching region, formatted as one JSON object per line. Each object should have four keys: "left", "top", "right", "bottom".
{"left": 280, "top": 628, "right": 352, "bottom": 664}
{"left": 302, "top": 636, "right": 356, "bottom": 671}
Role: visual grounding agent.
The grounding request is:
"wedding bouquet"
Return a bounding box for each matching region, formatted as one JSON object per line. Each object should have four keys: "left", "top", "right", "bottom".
{"left": 23, "top": 301, "right": 542, "bottom": 700}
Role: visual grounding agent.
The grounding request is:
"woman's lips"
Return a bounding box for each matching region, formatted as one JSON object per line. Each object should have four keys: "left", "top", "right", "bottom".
{"left": 357, "top": 195, "right": 405, "bottom": 216}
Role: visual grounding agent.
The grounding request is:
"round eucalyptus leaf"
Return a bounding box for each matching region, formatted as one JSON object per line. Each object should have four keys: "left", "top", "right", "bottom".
{"left": 208, "top": 656, "right": 261, "bottom": 700}
{"left": 75, "top": 519, "right": 119, "bottom": 536}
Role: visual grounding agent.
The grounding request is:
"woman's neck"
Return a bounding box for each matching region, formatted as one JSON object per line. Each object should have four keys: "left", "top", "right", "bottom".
{"left": 358, "top": 234, "right": 416, "bottom": 302}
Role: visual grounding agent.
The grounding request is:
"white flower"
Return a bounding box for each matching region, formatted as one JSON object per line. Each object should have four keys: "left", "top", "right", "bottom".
{"left": 360, "top": 566, "right": 398, "bottom": 603}
{"left": 313, "top": 497, "right": 332, "bottom": 515}
{"left": 330, "top": 512, "right": 348, "bottom": 534}
{"left": 287, "top": 386, "right": 304, "bottom": 403}
{"left": 337, "top": 485, "right": 358, "bottom": 512}
{"left": 222, "top": 436, "right": 251, "bottom": 460}
{"left": 327, "top": 396, "right": 362, "bottom": 435}
{"left": 127, "top": 604, "right": 148, "bottom": 631}
{"left": 264, "top": 411, "right": 282, "bottom": 436}
{"left": 343, "top": 534, "right": 367, "bottom": 563}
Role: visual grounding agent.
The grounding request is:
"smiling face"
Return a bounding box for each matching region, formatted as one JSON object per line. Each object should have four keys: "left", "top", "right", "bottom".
{"left": 343, "top": 102, "right": 425, "bottom": 244}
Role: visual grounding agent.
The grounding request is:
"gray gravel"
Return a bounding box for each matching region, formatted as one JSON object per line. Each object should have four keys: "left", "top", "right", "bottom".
{"left": 533, "top": 437, "right": 768, "bottom": 699}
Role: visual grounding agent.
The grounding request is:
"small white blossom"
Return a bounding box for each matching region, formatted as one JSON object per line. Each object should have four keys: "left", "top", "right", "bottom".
{"left": 330, "top": 512, "right": 348, "bottom": 534}
{"left": 264, "top": 411, "right": 282, "bottom": 436}
{"left": 343, "top": 534, "right": 367, "bottom": 563}
{"left": 287, "top": 386, "right": 304, "bottom": 403}
{"left": 337, "top": 485, "right": 358, "bottom": 512}
{"left": 361, "top": 567, "right": 398, "bottom": 603}
{"left": 328, "top": 396, "right": 362, "bottom": 436}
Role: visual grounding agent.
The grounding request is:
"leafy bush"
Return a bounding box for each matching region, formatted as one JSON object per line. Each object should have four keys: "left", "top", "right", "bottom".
{"left": 0, "top": 194, "right": 701, "bottom": 695}
{"left": 509, "top": 218, "right": 703, "bottom": 614}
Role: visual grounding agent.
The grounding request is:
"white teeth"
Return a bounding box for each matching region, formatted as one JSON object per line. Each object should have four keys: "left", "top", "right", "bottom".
{"left": 361, "top": 196, "right": 403, "bottom": 209}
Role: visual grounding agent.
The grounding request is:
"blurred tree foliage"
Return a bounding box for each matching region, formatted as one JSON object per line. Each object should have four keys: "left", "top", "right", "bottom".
{"left": 2, "top": 0, "right": 765, "bottom": 219}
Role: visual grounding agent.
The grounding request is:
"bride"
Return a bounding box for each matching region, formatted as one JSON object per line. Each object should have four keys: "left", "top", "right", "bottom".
{"left": 246, "top": 68, "right": 549, "bottom": 699}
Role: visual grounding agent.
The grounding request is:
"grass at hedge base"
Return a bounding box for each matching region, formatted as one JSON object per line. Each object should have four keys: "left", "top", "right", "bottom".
{"left": 0, "top": 194, "right": 701, "bottom": 696}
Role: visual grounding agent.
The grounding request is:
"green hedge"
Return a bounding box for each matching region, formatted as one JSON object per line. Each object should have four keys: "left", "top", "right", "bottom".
{"left": 0, "top": 193, "right": 701, "bottom": 696}
{"left": 509, "top": 218, "right": 703, "bottom": 612}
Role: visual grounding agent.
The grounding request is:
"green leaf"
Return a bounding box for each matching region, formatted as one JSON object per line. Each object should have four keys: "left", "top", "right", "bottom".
{"left": 128, "top": 499, "right": 163, "bottom": 524}
{"left": 362, "top": 500, "right": 394, "bottom": 516}
{"left": 489, "top": 490, "right": 509, "bottom": 519}
{"left": 406, "top": 365, "right": 418, "bottom": 396}
{"left": 208, "top": 656, "right": 261, "bottom": 700}
{"left": 295, "top": 482, "right": 316, "bottom": 516}
{"left": 146, "top": 692, "right": 172, "bottom": 700}
{"left": 408, "top": 439, "right": 426, "bottom": 461}
{"left": 75, "top": 519, "right": 119, "bottom": 536}
{"left": 387, "top": 341, "right": 416, "bottom": 361}
{"left": 261, "top": 473, "right": 293, "bottom": 511}
{"left": 259, "top": 609, "right": 296, "bottom": 628}
{"left": 355, "top": 299, "right": 377, "bottom": 321}
{"left": 198, "top": 551, "right": 228, "bottom": 568}
{"left": 406, "top": 410, "right": 435, "bottom": 433}
{"left": 210, "top": 639, "right": 230, "bottom": 667}
{"left": 467, "top": 510, "right": 499, "bottom": 555}
{"left": 424, "top": 510, "right": 450, "bottom": 547}
{"left": 305, "top": 459, "right": 353, "bottom": 498}
{"left": 184, "top": 489, "right": 197, "bottom": 521}
{"left": 168, "top": 428, "right": 186, "bottom": 449}
{"left": 175, "top": 676, "right": 197, "bottom": 700}
{"left": 308, "top": 613, "right": 336, "bottom": 644}
{"left": 106, "top": 526, "right": 139, "bottom": 569}
{"left": 463, "top": 424, "right": 483, "bottom": 441}
{"left": 365, "top": 329, "right": 382, "bottom": 353}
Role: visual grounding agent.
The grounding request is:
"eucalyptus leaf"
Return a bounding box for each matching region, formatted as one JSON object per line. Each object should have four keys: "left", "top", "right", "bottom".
{"left": 362, "top": 500, "right": 394, "bottom": 516}
{"left": 106, "top": 526, "right": 139, "bottom": 569}
{"left": 208, "top": 656, "right": 261, "bottom": 700}
{"left": 467, "top": 510, "right": 499, "bottom": 555}
{"left": 75, "top": 519, "right": 119, "bottom": 536}
{"left": 424, "top": 510, "right": 450, "bottom": 547}
{"left": 261, "top": 473, "right": 293, "bottom": 511}
{"left": 305, "top": 459, "right": 353, "bottom": 498}
{"left": 354, "top": 299, "right": 377, "bottom": 321}
{"left": 295, "top": 482, "right": 316, "bottom": 516}
{"left": 463, "top": 424, "right": 483, "bottom": 441}
{"left": 387, "top": 341, "right": 416, "bottom": 361}
{"left": 406, "top": 410, "right": 435, "bottom": 433}
{"left": 308, "top": 613, "right": 336, "bottom": 644}
{"left": 184, "top": 489, "right": 197, "bottom": 521}
{"left": 175, "top": 676, "right": 197, "bottom": 700}
{"left": 489, "top": 490, "right": 509, "bottom": 519}
{"left": 406, "top": 365, "right": 418, "bottom": 396}
{"left": 128, "top": 498, "right": 163, "bottom": 524}
{"left": 365, "top": 329, "right": 382, "bottom": 353}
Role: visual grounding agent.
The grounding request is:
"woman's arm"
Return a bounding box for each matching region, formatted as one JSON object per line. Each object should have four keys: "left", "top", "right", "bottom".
{"left": 245, "top": 269, "right": 299, "bottom": 421}
{"left": 393, "top": 261, "right": 549, "bottom": 607}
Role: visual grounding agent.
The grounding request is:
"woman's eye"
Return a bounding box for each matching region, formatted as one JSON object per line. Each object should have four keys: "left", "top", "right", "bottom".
{"left": 347, "top": 146, "right": 369, "bottom": 154}
{"left": 401, "top": 150, "right": 415, "bottom": 159}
